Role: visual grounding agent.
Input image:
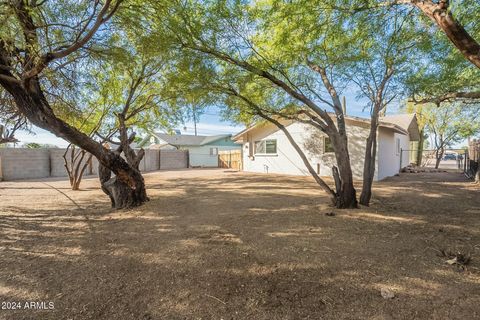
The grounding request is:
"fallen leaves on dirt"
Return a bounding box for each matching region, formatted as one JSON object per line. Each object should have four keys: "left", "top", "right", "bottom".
{"left": 438, "top": 249, "right": 472, "bottom": 269}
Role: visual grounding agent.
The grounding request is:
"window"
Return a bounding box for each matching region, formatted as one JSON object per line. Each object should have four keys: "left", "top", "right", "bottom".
{"left": 210, "top": 147, "right": 218, "bottom": 156}
{"left": 324, "top": 137, "right": 334, "bottom": 153}
{"left": 396, "top": 138, "right": 401, "bottom": 155}
{"left": 255, "top": 139, "right": 277, "bottom": 155}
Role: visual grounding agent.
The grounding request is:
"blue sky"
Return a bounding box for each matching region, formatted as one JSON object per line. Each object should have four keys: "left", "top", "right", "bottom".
{"left": 12, "top": 90, "right": 378, "bottom": 147}
{"left": 13, "top": 92, "right": 392, "bottom": 147}
{"left": 15, "top": 97, "right": 469, "bottom": 149}
{"left": 14, "top": 113, "right": 244, "bottom": 147}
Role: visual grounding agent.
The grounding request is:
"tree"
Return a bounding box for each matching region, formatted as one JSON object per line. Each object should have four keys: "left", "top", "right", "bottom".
{"left": 215, "top": 82, "right": 340, "bottom": 205}
{"left": 158, "top": 0, "right": 430, "bottom": 207}
{"left": 340, "top": 0, "right": 480, "bottom": 70}
{"left": 423, "top": 102, "right": 480, "bottom": 168}
{"left": 404, "top": 102, "right": 428, "bottom": 165}
{"left": 338, "top": 1, "right": 480, "bottom": 103}
{"left": 342, "top": 6, "right": 417, "bottom": 205}
{"left": 0, "top": 0, "right": 151, "bottom": 208}
{"left": 62, "top": 107, "right": 110, "bottom": 191}
{"left": 87, "top": 31, "right": 185, "bottom": 206}
{"left": 405, "top": 31, "right": 480, "bottom": 106}
{"left": 398, "top": 0, "right": 480, "bottom": 69}
{"left": 0, "top": 90, "right": 28, "bottom": 145}
{"left": 150, "top": 0, "right": 361, "bottom": 208}
{"left": 63, "top": 145, "right": 93, "bottom": 190}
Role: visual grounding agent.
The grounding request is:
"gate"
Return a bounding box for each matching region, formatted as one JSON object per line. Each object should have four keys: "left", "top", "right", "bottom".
{"left": 466, "top": 140, "right": 480, "bottom": 179}
{"left": 218, "top": 150, "right": 242, "bottom": 170}
{"left": 400, "top": 148, "right": 468, "bottom": 173}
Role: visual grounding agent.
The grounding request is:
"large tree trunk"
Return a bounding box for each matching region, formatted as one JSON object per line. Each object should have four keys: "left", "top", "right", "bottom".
{"left": 0, "top": 0, "right": 143, "bottom": 208}
{"left": 278, "top": 121, "right": 357, "bottom": 209}
{"left": 98, "top": 159, "right": 148, "bottom": 209}
{"left": 413, "top": 0, "right": 480, "bottom": 69}
{"left": 0, "top": 78, "right": 148, "bottom": 209}
{"left": 98, "top": 117, "right": 149, "bottom": 209}
{"left": 331, "top": 133, "right": 358, "bottom": 209}
{"left": 359, "top": 116, "right": 378, "bottom": 206}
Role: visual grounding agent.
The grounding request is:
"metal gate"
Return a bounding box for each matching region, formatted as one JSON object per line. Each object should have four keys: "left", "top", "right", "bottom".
{"left": 400, "top": 148, "right": 468, "bottom": 172}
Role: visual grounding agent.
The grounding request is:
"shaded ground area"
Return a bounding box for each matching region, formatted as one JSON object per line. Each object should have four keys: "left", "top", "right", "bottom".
{"left": 0, "top": 169, "right": 479, "bottom": 319}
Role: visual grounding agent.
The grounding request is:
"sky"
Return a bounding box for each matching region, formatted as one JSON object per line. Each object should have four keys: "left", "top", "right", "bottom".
{"left": 12, "top": 91, "right": 377, "bottom": 147}
{"left": 15, "top": 102, "right": 469, "bottom": 149}
{"left": 13, "top": 89, "right": 469, "bottom": 149}
{"left": 14, "top": 109, "right": 246, "bottom": 148}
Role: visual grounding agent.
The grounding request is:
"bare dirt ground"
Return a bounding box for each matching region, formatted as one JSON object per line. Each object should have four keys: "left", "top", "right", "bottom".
{"left": 0, "top": 169, "right": 479, "bottom": 320}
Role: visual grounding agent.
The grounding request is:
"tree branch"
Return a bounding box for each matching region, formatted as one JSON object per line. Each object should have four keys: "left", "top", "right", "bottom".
{"left": 21, "top": 0, "right": 123, "bottom": 79}
{"left": 411, "top": 91, "right": 480, "bottom": 104}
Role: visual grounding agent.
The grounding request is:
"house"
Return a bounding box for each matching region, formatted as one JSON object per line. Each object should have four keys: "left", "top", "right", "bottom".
{"left": 233, "top": 114, "right": 420, "bottom": 181}
{"left": 141, "top": 132, "right": 240, "bottom": 167}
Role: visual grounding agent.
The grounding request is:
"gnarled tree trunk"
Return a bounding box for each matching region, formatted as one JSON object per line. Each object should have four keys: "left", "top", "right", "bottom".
{"left": 0, "top": 77, "right": 148, "bottom": 209}
{"left": 98, "top": 158, "right": 148, "bottom": 209}
{"left": 0, "top": 0, "right": 143, "bottom": 208}
{"left": 97, "top": 115, "right": 149, "bottom": 209}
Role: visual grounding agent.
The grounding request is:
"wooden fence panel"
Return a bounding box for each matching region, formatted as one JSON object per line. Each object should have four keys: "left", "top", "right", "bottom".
{"left": 218, "top": 150, "right": 242, "bottom": 170}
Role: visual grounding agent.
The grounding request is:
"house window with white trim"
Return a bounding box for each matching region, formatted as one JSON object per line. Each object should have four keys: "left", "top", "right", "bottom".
{"left": 255, "top": 139, "right": 277, "bottom": 155}
{"left": 210, "top": 147, "right": 218, "bottom": 156}
{"left": 396, "top": 138, "right": 401, "bottom": 155}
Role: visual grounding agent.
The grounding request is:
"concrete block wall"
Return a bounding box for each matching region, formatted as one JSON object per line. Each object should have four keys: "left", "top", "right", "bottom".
{"left": 0, "top": 148, "right": 189, "bottom": 181}
{"left": 49, "top": 148, "right": 69, "bottom": 177}
{"left": 139, "top": 149, "right": 161, "bottom": 171}
{"left": 160, "top": 150, "right": 189, "bottom": 170}
{"left": 0, "top": 148, "right": 50, "bottom": 180}
{"left": 53, "top": 148, "right": 93, "bottom": 178}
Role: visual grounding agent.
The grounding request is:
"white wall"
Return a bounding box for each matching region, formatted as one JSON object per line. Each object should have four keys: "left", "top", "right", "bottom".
{"left": 399, "top": 133, "right": 410, "bottom": 171}
{"left": 188, "top": 145, "right": 240, "bottom": 167}
{"left": 241, "top": 121, "right": 376, "bottom": 181}
{"left": 318, "top": 124, "right": 375, "bottom": 181}
{"left": 377, "top": 128, "right": 410, "bottom": 180}
{"left": 242, "top": 121, "right": 313, "bottom": 176}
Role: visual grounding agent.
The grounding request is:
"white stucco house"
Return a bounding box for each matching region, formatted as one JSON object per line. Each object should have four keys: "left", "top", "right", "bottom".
{"left": 140, "top": 132, "right": 241, "bottom": 167}
{"left": 233, "top": 114, "right": 420, "bottom": 181}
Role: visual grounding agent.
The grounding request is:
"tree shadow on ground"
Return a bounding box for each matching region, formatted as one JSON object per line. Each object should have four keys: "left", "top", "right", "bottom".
{"left": 0, "top": 170, "right": 479, "bottom": 319}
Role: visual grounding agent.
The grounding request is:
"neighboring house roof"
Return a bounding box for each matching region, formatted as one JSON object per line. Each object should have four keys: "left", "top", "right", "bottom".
{"left": 152, "top": 133, "right": 233, "bottom": 147}
{"left": 233, "top": 113, "right": 419, "bottom": 142}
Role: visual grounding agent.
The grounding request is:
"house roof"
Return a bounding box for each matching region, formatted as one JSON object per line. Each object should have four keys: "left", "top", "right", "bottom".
{"left": 380, "top": 114, "right": 421, "bottom": 141}
{"left": 152, "top": 133, "right": 233, "bottom": 147}
{"left": 233, "top": 113, "right": 419, "bottom": 142}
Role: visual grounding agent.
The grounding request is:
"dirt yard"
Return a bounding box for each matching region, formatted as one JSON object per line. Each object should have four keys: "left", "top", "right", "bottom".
{"left": 0, "top": 169, "right": 479, "bottom": 320}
